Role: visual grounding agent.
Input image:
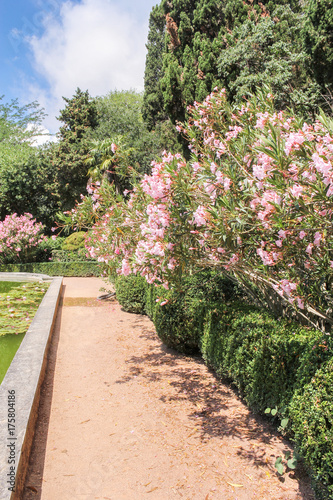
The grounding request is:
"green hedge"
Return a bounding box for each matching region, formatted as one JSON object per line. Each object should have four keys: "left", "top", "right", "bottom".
{"left": 153, "top": 271, "right": 239, "bottom": 354}
{"left": 289, "top": 359, "right": 333, "bottom": 500}
{"left": 201, "top": 302, "right": 330, "bottom": 411}
{"left": 114, "top": 275, "right": 147, "bottom": 314}
{"left": 200, "top": 301, "right": 333, "bottom": 496}
{"left": 0, "top": 262, "right": 101, "bottom": 277}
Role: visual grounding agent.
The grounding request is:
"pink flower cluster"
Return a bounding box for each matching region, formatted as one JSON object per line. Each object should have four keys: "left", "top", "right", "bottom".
{"left": 0, "top": 213, "right": 45, "bottom": 264}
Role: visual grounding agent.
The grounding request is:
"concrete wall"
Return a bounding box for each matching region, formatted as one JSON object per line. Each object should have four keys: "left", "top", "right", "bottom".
{"left": 0, "top": 276, "right": 63, "bottom": 500}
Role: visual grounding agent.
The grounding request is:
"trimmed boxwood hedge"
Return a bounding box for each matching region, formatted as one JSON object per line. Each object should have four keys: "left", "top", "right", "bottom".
{"left": 152, "top": 271, "right": 239, "bottom": 354}
{"left": 114, "top": 274, "right": 147, "bottom": 314}
{"left": 201, "top": 302, "right": 331, "bottom": 414}
{"left": 288, "top": 358, "right": 333, "bottom": 500}
{"left": 0, "top": 262, "right": 101, "bottom": 277}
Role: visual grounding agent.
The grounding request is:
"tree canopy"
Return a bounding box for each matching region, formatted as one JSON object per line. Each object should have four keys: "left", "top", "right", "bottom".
{"left": 142, "top": 0, "right": 333, "bottom": 127}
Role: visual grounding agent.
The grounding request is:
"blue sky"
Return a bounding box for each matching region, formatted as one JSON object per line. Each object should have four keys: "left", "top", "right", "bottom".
{"left": 0, "top": 0, "right": 158, "bottom": 136}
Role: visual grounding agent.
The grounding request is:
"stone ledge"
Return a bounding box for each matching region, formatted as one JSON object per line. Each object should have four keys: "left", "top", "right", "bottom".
{"left": 0, "top": 272, "right": 54, "bottom": 282}
{"left": 0, "top": 276, "right": 63, "bottom": 500}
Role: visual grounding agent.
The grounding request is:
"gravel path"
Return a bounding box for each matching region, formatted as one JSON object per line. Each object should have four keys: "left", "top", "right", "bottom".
{"left": 23, "top": 277, "right": 315, "bottom": 500}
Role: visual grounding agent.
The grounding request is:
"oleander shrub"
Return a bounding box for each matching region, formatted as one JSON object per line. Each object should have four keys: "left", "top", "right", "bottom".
{"left": 0, "top": 213, "right": 46, "bottom": 264}
{"left": 289, "top": 357, "right": 333, "bottom": 499}
{"left": 114, "top": 274, "right": 148, "bottom": 314}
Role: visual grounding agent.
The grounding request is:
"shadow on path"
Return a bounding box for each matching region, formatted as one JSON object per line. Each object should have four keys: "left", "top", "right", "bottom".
{"left": 116, "top": 321, "right": 315, "bottom": 500}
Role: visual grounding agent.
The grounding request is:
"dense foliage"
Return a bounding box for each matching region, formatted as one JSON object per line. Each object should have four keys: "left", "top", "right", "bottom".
{"left": 142, "top": 0, "right": 333, "bottom": 128}
{"left": 0, "top": 97, "right": 58, "bottom": 229}
{"left": 91, "top": 90, "right": 180, "bottom": 177}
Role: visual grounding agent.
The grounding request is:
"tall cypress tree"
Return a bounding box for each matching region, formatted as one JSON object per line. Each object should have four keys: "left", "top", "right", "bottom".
{"left": 142, "top": 6, "right": 167, "bottom": 130}
{"left": 301, "top": 0, "right": 333, "bottom": 97}
{"left": 50, "top": 88, "right": 98, "bottom": 212}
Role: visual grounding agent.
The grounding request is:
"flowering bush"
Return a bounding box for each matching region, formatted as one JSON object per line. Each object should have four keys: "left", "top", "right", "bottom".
{"left": 71, "top": 88, "right": 333, "bottom": 326}
{"left": 0, "top": 213, "right": 46, "bottom": 264}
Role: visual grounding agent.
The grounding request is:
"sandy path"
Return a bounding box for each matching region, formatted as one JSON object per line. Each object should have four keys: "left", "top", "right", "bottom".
{"left": 23, "top": 277, "right": 314, "bottom": 500}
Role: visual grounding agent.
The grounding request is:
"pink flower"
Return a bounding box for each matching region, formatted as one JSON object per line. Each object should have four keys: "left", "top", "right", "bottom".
{"left": 299, "top": 231, "right": 306, "bottom": 239}
{"left": 121, "top": 259, "right": 131, "bottom": 276}
{"left": 313, "top": 232, "right": 322, "bottom": 247}
{"left": 312, "top": 152, "right": 332, "bottom": 176}
{"left": 193, "top": 206, "right": 208, "bottom": 227}
{"left": 224, "top": 177, "right": 231, "bottom": 191}
{"left": 290, "top": 184, "right": 303, "bottom": 199}
{"left": 306, "top": 243, "right": 313, "bottom": 255}
{"left": 284, "top": 132, "right": 305, "bottom": 155}
{"left": 297, "top": 298, "right": 305, "bottom": 309}
{"left": 210, "top": 162, "right": 217, "bottom": 174}
{"left": 278, "top": 230, "right": 288, "bottom": 240}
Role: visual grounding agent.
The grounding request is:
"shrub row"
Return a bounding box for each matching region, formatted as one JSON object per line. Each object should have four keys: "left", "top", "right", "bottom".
{"left": 114, "top": 272, "right": 333, "bottom": 498}
{"left": 0, "top": 262, "right": 101, "bottom": 277}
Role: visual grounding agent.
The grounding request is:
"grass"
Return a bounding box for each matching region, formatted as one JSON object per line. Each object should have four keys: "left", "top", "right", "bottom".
{"left": 0, "top": 280, "right": 50, "bottom": 384}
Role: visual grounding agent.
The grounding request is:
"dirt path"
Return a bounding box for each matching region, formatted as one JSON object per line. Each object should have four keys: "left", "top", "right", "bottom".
{"left": 23, "top": 277, "right": 315, "bottom": 500}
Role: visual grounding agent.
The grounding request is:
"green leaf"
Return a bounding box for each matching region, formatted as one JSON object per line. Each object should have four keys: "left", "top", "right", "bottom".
{"left": 275, "top": 457, "right": 284, "bottom": 475}
{"left": 287, "top": 457, "right": 297, "bottom": 470}
{"left": 271, "top": 408, "right": 277, "bottom": 416}
{"left": 264, "top": 408, "right": 271, "bottom": 414}
{"left": 281, "top": 418, "right": 289, "bottom": 429}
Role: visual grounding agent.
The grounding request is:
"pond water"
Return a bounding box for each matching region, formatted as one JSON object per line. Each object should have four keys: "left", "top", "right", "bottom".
{"left": 0, "top": 282, "right": 25, "bottom": 384}
{"left": 0, "top": 332, "right": 25, "bottom": 384}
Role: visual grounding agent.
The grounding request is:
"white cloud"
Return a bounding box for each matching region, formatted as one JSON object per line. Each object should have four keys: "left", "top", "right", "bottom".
{"left": 26, "top": 0, "right": 150, "bottom": 133}
{"left": 26, "top": 123, "right": 58, "bottom": 146}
